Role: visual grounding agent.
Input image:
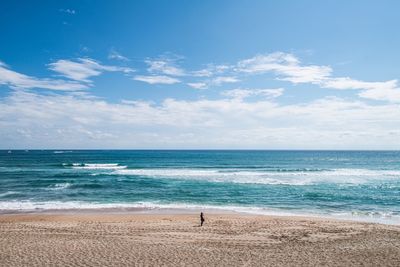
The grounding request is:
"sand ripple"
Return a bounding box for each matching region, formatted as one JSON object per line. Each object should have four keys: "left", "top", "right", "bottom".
{"left": 0, "top": 214, "right": 399, "bottom": 266}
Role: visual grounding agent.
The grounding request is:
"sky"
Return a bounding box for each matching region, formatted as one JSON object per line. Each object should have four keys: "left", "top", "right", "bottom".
{"left": 1, "top": 0, "right": 400, "bottom": 149}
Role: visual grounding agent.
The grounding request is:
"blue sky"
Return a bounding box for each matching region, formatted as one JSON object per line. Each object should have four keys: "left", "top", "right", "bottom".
{"left": 1, "top": 0, "right": 400, "bottom": 149}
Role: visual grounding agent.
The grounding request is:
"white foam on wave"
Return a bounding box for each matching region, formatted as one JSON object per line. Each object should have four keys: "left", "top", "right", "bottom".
{"left": 0, "top": 200, "right": 270, "bottom": 213}
{"left": 54, "top": 151, "right": 73, "bottom": 154}
{"left": 72, "top": 163, "right": 127, "bottom": 170}
{"left": 113, "top": 168, "right": 400, "bottom": 185}
{"left": 47, "top": 183, "right": 72, "bottom": 190}
{"left": 0, "top": 200, "right": 398, "bottom": 225}
{"left": 0, "top": 191, "right": 20, "bottom": 197}
{"left": 0, "top": 201, "right": 135, "bottom": 211}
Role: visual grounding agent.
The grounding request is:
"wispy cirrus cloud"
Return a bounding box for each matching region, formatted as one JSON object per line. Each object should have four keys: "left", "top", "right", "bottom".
{"left": 191, "top": 68, "right": 213, "bottom": 77}
{"left": 222, "top": 88, "right": 284, "bottom": 100}
{"left": 236, "top": 52, "right": 332, "bottom": 84}
{"left": 145, "top": 59, "right": 186, "bottom": 76}
{"left": 186, "top": 76, "right": 239, "bottom": 90}
{"left": 136, "top": 55, "right": 191, "bottom": 85}
{"left": 191, "top": 64, "right": 231, "bottom": 77}
{"left": 3, "top": 51, "right": 400, "bottom": 103}
{"left": 108, "top": 48, "right": 130, "bottom": 61}
{"left": 59, "top": 9, "right": 76, "bottom": 15}
{"left": 133, "top": 75, "right": 180, "bottom": 84}
{"left": 49, "top": 58, "right": 134, "bottom": 83}
{"left": 234, "top": 52, "right": 400, "bottom": 102}
{"left": 140, "top": 56, "right": 238, "bottom": 88}
{"left": 0, "top": 57, "right": 137, "bottom": 91}
{"left": 98, "top": 50, "right": 400, "bottom": 102}
{"left": 212, "top": 76, "right": 240, "bottom": 85}
{"left": 187, "top": 82, "right": 208, "bottom": 90}
{"left": 0, "top": 61, "right": 86, "bottom": 91}
{"left": 185, "top": 74, "right": 240, "bottom": 90}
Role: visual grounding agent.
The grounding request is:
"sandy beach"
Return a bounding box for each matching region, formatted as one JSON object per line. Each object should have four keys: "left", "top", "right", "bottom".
{"left": 0, "top": 212, "right": 399, "bottom": 266}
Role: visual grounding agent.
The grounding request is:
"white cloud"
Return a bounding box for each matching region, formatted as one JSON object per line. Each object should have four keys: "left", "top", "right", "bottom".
{"left": 236, "top": 52, "right": 332, "bottom": 83}
{"left": 108, "top": 48, "right": 130, "bottom": 61}
{"left": 1, "top": 91, "right": 399, "bottom": 149}
{"left": 137, "top": 52, "right": 400, "bottom": 102}
{"left": 187, "top": 82, "right": 207, "bottom": 90}
{"left": 133, "top": 75, "right": 180, "bottom": 84}
{"left": 215, "top": 65, "right": 231, "bottom": 73}
{"left": 48, "top": 58, "right": 134, "bottom": 82}
{"left": 222, "top": 88, "right": 284, "bottom": 100}
{"left": 59, "top": 9, "right": 76, "bottom": 15}
{"left": 186, "top": 76, "right": 239, "bottom": 89}
{"left": 235, "top": 52, "right": 400, "bottom": 102}
{"left": 191, "top": 64, "right": 231, "bottom": 77}
{"left": 237, "top": 52, "right": 300, "bottom": 73}
{"left": 212, "top": 76, "right": 240, "bottom": 85}
{"left": 80, "top": 46, "right": 90, "bottom": 53}
{"left": 358, "top": 86, "right": 400, "bottom": 102}
{"left": 319, "top": 79, "right": 400, "bottom": 103}
{"left": 320, "top": 77, "right": 400, "bottom": 102}
{"left": 321, "top": 77, "right": 397, "bottom": 91}
{"left": 145, "top": 59, "right": 185, "bottom": 76}
{"left": 4, "top": 51, "right": 400, "bottom": 103}
{"left": 191, "top": 68, "right": 213, "bottom": 77}
{"left": 0, "top": 61, "right": 86, "bottom": 91}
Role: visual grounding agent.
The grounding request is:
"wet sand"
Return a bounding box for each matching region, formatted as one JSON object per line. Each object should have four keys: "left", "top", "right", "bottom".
{"left": 0, "top": 213, "right": 399, "bottom": 266}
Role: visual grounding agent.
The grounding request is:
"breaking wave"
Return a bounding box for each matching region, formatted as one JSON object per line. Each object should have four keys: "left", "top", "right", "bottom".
{"left": 47, "top": 183, "right": 72, "bottom": 190}
{"left": 0, "top": 200, "right": 398, "bottom": 225}
{"left": 64, "top": 163, "right": 127, "bottom": 170}
{"left": 112, "top": 168, "right": 400, "bottom": 185}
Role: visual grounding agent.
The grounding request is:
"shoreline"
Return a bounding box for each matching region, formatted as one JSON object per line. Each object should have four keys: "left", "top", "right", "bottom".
{"left": 2, "top": 211, "right": 399, "bottom": 228}
{"left": 1, "top": 206, "right": 399, "bottom": 226}
{"left": 1, "top": 212, "right": 399, "bottom": 266}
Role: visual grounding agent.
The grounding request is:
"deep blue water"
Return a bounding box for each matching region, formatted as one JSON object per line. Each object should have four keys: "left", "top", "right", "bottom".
{"left": 0, "top": 150, "right": 399, "bottom": 223}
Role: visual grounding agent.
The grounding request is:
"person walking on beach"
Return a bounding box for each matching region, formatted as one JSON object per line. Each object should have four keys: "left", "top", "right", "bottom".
{"left": 200, "top": 212, "right": 205, "bottom": 227}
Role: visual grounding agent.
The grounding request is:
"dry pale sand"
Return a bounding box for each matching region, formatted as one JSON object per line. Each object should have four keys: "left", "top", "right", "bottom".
{"left": 0, "top": 213, "right": 400, "bottom": 266}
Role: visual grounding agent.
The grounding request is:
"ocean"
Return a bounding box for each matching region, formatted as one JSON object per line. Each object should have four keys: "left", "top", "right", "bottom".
{"left": 1, "top": 150, "right": 399, "bottom": 224}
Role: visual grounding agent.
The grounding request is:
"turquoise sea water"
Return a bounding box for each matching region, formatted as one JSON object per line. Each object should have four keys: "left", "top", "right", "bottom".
{"left": 1, "top": 150, "right": 399, "bottom": 224}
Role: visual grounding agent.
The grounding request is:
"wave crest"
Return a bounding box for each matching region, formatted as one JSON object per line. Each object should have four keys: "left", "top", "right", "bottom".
{"left": 64, "top": 163, "right": 127, "bottom": 170}
{"left": 0, "top": 200, "right": 398, "bottom": 225}
{"left": 113, "top": 168, "right": 400, "bottom": 185}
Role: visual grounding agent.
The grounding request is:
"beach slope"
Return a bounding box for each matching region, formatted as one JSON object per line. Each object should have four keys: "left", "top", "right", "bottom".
{"left": 1, "top": 213, "right": 399, "bottom": 266}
